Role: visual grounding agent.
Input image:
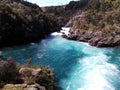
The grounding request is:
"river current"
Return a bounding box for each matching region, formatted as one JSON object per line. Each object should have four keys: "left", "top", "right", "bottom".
{"left": 1, "top": 28, "right": 120, "bottom": 90}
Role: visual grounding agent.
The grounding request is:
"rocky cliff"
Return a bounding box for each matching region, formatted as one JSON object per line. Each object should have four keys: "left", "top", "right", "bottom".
{"left": 67, "top": 0, "right": 120, "bottom": 47}
{"left": 0, "top": 0, "right": 60, "bottom": 47}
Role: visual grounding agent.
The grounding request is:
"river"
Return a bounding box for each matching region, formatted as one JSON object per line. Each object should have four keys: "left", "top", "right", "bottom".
{"left": 1, "top": 28, "right": 120, "bottom": 90}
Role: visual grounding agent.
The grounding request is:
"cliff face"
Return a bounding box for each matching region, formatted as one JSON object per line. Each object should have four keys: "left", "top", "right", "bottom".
{"left": 67, "top": 0, "right": 120, "bottom": 47}
{"left": 0, "top": 0, "right": 60, "bottom": 47}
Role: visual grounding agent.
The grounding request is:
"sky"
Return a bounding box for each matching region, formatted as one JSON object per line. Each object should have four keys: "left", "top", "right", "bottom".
{"left": 26, "top": 0, "right": 79, "bottom": 7}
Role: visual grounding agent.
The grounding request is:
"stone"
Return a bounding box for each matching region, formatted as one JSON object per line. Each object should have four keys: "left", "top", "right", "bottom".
{"left": 2, "top": 84, "right": 46, "bottom": 90}
{"left": 19, "top": 67, "right": 41, "bottom": 77}
{"left": 19, "top": 67, "right": 42, "bottom": 84}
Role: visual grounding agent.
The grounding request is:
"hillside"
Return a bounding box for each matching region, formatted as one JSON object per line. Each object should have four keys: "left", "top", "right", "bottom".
{"left": 41, "top": 0, "right": 89, "bottom": 27}
{"left": 0, "top": 0, "right": 60, "bottom": 47}
{"left": 67, "top": 0, "right": 120, "bottom": 47}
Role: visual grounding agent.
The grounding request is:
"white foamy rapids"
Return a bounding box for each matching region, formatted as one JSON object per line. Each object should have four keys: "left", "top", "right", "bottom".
{"left": 62, "top": 48, "right": 120, "bottom": 90}
{"left": 78, "top": 53, "right": 118, "bottom": 90}
{"left": 51, "top": 32, "right": 63, "bottom": 36}
{"left": 61, "top": 27, "right": 70, "bottom": 36}
{"left": 51, "top": 27, "right": 70, "bottom": 36}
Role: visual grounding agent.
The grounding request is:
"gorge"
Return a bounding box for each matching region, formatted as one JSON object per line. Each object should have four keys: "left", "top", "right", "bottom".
{"left": 0, "top": 0, "right": 120, "bottom": 90}
{"left": 1, "top": 31, "right": 120, "bottom": 90}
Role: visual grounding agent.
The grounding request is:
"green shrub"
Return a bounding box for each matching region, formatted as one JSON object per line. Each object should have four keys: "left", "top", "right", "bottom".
{"left": 0, "top": 56, "right": 57, "bottom": 90}
{"left": 36, "top": 66, "right": 55, "bottom": 90}
{"left": 0, "top": 57, "right": 18, "bottom": 87}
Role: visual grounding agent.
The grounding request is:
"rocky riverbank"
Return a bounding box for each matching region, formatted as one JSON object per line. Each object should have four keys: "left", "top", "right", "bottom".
{"left": 66, "top": 0, "right": 120, "bottom": 47}
{"left": 0, "top": 56, "right": 56, "bottom": 90}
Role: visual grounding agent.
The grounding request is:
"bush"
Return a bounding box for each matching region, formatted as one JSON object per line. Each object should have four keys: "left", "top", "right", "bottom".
{"left": 0, "top": 56, "right": 57, "bottom": 90}
{"left": 36, "top": 66, "right": 55, "bottom": 90}
{"left": 0, "top": 57, "right": 18, "bottom": 87}
{"left": 20, "top": 59, "right": 56, "bottom": 90}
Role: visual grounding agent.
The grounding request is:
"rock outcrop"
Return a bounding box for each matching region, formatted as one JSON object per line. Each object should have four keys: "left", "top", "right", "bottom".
{"left": 2, "top": 84, "right": 46, "bottom": 90}
{"left": 0, "top": 0, "right": 60, "bottom": 47}
{"left": 19, "top": 67, "right": 42, "bottom": 84}
{"left": 67, "top": 0, "right": 120, "bottom": 47}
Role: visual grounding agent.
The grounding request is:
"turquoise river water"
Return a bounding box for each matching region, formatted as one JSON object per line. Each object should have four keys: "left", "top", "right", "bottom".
{"left": 1, "top": 34, "right": 120, "bottom": 90}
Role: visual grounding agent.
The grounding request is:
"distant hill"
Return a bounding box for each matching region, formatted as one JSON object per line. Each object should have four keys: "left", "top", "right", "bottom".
{"left": 41, "top": 0, "right": 89, "bottom": 27}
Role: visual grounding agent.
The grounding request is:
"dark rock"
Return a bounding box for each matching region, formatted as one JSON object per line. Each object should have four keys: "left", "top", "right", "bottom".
{"left": 67, "top": 34, "right": 78, "bottom": 40}
{"left": 88, "top": 38, "right": 101, "bottom": 46}
{"left": 62, "top": 34, "right": 67, "bottom": 38}
{"left": 67, "top": 28, "right": 120, "bottom": 47}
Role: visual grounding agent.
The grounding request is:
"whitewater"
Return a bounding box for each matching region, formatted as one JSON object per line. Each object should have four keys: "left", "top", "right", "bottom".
{"left": 1, "top": 28, "right": 120, "bottom": 90}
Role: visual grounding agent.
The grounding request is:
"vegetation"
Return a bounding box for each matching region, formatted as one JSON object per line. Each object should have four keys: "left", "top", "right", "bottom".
{"left": 41, "top": 0, "right": 89, "bottom": 27}
{"left": 0, "top": 0, "right": 60, "bottom": 47}
{"left": 0, "top": 55, "right": 56, "bottom": 90}
{"left": 68, "top": 0, "right": 120, "bottom": 47}
{"left": 72, "top": 0, "right": 120, "bottom": 30}
{"left": 0, "top": 58, "right": 18, "bottom": 87}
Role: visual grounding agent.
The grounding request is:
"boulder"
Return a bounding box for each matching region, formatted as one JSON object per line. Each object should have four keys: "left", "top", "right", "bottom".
{"left": 2, "top": 84, "right": 46, "bottom": 90}
{"left": 19, "top": 67, "right": 41, "bottom": 84}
